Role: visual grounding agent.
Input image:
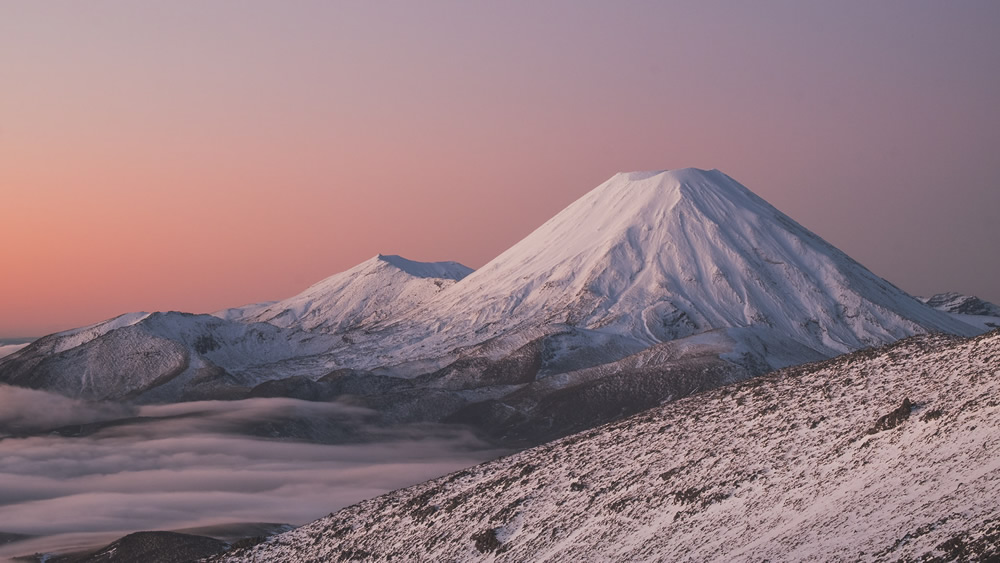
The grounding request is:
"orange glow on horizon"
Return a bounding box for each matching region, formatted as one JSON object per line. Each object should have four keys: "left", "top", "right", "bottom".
{"left": 2, "top": 2, "right": 999, "bottom": 337}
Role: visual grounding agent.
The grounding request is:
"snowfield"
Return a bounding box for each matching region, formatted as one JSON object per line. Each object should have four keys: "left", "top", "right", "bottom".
{"left": 221, "top": 329, "right": 1000, "bottom": 562}
{"left": 220, "top": 254, "right": 473, "bottom": 333}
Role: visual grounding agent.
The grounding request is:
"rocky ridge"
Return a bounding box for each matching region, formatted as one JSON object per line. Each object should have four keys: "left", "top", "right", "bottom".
{"left": 222, "top": 330, "right": 1000, "bottom": 562}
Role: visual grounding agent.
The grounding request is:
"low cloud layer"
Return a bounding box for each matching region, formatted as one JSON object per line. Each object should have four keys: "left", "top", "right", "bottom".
{"left": 0, "top": 385, "right": 136, "bottom": 433}
{"left": 0, "top": 386, "right": 505, "bottom": 559}
{"left": 0, "top": 343, "right": 29, "bottom": 359}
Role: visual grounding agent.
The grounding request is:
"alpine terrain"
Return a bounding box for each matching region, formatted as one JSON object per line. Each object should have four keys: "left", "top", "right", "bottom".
{"left": 218, "top": 254, "right": 473, "bottom": 333}
{"left": 0, "top": 169, "right": 983, "bottom": 443}
{"left": 221, "top": 328, "right": 1000, "bottom": 562}
{"left": 2, "top": 168, "right": 995, "bottom": 562}
{"left": 919, "top": 292, "right": 1000, "bottom": 333}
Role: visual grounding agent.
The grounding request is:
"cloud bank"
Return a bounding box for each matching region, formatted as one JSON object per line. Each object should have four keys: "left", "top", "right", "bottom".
{"left": 0, "top": 343, "right": 29, "bottom": 359}
{"left": 0, "top": 386, "right": 504, "bottom": 559}
{"left": 0, "top": 385, "right": 136, "bottom": 433}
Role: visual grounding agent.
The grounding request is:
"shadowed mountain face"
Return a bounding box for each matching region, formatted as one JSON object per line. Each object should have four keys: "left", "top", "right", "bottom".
{"left": 220, "top": 330, "right": 1000, "bottom": 563}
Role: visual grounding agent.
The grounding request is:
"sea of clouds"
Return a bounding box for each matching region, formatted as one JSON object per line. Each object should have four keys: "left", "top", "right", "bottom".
{"left": 0, "top": 385, "right": 504, "bottom": 559}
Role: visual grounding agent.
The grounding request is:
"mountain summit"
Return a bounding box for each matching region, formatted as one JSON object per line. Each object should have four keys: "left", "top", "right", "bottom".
{"left": 354, "top": 168, "right": 975, "bottom": 368}
{"left": 222, "top": 254, "right": 473, "bottom": 333}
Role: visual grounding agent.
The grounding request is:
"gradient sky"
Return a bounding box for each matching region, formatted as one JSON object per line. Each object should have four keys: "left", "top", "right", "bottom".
{"left": 2, "top": 1, "right": 999, "bottom": 338}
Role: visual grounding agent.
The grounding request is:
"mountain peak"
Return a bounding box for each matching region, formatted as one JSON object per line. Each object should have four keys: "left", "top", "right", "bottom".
{"left": 369, "top": 167, "right": 975, "bottom": 366}
{"left": 605, "top": 168, "right": 761, "bottom": 212}
{"left": 614, "top": 167, "right": 719, "bottom": 182}
{"left": 370, "top": 254, "right": 473, "bottom": 280}
{"left": 225, "top": 255, "right": 473, "bottom": 333}
{"left": 920, "top": 292, "right": 1000, "bottom": 316}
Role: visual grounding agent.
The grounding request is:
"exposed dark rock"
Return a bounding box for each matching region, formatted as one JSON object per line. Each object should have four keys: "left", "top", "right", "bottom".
{"left": 867, "top": 398, "right": 912, "bottom": 434}
{"left": 193, "top": 334, "right": 221, "bottom": 354}
{"left": 921, "top": 408, "right": 944, "bottom": 422}
{"left": 471, "top": 528, "right": 502, "bottom": 554}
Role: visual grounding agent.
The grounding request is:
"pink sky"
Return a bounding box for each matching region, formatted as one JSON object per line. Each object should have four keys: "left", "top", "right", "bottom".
{"left": 2, "top": 1, "right": 999, "bottom": 337}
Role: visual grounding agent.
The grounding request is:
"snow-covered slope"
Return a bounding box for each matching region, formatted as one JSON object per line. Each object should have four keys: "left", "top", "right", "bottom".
{"left": 921, "top": 292, "right": 1000, "bottom": 317}
{"left": 0, "top": 312, "right": 338, "bottom": 401}
{"left": 38, "top": 312, "right": 152, "bottom": 355}
{"left": 223, "top": 329, "right": 1000, "bottom": 562}
{"left": 919, "top": 292, "right": 1000, "bottom": 332}
{"left": 335, "top": 168, "right": 976, "bottom": 369}
{"left": 222, "top": 254, "right": 472, "bottom": 333}
{"left": 0, "top": 256, "right": 471, "bottom": 401}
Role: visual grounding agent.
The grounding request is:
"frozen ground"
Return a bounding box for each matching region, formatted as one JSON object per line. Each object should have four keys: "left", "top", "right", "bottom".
{"left": 223, "top": 330, "right": 1000, "bottom": 562}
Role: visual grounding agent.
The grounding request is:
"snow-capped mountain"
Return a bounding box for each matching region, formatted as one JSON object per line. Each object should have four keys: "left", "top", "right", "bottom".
{"left": 221, "top": 329, "right": 1000, "bottom": 562}
{"left": 919, "top": 292, "right": 1000, "bottom": 332}
{"left": 921, "top": 292, "right": 1000, "bottom": 316}
{"left": 0, "top": 256, "right": 470, "bottom": 402}
{"left": 324, "top": 168, "right": 976, "bottom": 370}
{"left": 219, "top": 254, "right": 472, "bottom": 333}
{"left": 4, "top": 168, "right": 994, "bottom": 561}
{"left": 0, "top": 168, "right": 980, "bottom": 421}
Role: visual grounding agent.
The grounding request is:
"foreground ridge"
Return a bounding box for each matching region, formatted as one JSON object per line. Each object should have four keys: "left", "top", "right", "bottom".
{"left": 222, "top": 330, "right": 1000, "bottom": 562}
